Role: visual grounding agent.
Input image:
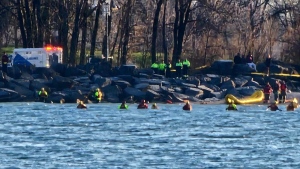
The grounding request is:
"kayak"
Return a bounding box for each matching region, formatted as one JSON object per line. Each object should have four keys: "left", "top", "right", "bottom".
{"left": 225, "top": 91, "right": 264, "bottom": 105}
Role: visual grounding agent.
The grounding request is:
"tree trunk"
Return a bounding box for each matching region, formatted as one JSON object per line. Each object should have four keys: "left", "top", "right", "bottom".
{"left": 151, "top": 0, "right": 163, "bottom": 64}
{"left": 16, "top": 0, "right": 27, "bottom": 47}
{"left": 24, "top": 0, "right": 33, "bottom": 47}
{"left": 162, "top": 0, "right": 168, "bottom": 64}
{"left": 121, "top": 0, "right": 135, "bottom": 65}
{"left": 69, "top": 0, "right": 83, "bottom": 65}
{"left": 58, "top": 0, "right": 69, "bottom": 63}
{"left": 90, "top": 1, "right": 101, "bottom": 57}
{"left": 172, "top": 0, "right": 192, "bottom": 65}
{"left": 36, "top": 0, "right": 43, "bottom": 47}
{"left": 79, "top": 0, "right": 88, "bottom": 65}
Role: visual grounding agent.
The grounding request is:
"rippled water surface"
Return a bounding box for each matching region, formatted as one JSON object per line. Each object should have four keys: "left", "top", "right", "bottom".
{"left": 1, "top": 102, "right": 300, "bottom": 168}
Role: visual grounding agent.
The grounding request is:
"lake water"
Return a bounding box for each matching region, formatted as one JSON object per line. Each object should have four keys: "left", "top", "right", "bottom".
{"left": 0, "top": 102, "right": 300, "bottom": 168}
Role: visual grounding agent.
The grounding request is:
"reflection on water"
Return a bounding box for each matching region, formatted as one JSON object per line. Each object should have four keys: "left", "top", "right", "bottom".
{"left": 0, "top": 103, "right": 299, "bottom": 168}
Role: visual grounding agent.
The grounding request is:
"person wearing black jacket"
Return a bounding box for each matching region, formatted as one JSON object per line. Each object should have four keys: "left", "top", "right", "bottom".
{"left": 265, "top": 54, "right": 272, "bottom": 76}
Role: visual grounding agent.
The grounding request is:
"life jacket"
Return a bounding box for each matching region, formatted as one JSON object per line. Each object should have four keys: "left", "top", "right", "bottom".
{"left": 280, "top": 84, "right": 287, "bottom": 91}
{"left": 119, "top": 104, "right": 128, "bottom": 109}
{"left": 226, "top": 104, "right": 237, "bottom": 110}
{"left": 95, "top": 91, "right": 102, "bottom": 101}
{"left": 183, "top": 104, "right": 191, "bottom": 111}
{"left": 263, "top": 85, "right": 272, "bottom": 94}
{"left": 39, "top": 91, "right": 48, "bottom": 97}
{"left": 138, "top": 104, "right": 148, "bottom": 109}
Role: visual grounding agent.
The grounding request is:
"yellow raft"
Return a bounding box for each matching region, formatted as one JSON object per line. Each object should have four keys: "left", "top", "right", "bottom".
{"left": 225, "top": 91, "right": 264, "bottom": 105}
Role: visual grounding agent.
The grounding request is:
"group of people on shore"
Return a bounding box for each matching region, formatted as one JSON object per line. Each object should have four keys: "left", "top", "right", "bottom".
{"left": 151, "top": 58, "right": 191, "bottom": 79}
{"left": 263, "top": 81, "right": 288, "bottom": 104}
{"left": 233, "top": 52, "right": 256, "bottom": 71}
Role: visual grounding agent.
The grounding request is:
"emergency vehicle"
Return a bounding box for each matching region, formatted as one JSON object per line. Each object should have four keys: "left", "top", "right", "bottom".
{"left": 9, "top": 46, "right": 63, "bottom": 68}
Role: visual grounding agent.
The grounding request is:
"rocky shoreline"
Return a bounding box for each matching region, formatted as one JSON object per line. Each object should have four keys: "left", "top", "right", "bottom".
{"left": 0, "top": 60, "right": 299, "bottom": 104}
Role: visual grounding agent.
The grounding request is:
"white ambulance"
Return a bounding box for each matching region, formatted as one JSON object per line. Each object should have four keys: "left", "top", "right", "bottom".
{"left": 9, "top": 46, "right": 63, "bottom": 68}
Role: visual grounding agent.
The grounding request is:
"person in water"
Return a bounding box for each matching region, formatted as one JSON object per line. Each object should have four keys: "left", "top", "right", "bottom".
{"left": 226, "top": 101, "right": 238, "bottom": 111}
{"left": 119, "top": 101, "right": 128, "bottom": 109}
{"left": 38, "top": 88, "right": 48, "bottom": 102}
{"left": 183, "top": 101, "right": 192, "bottom": 111}
{"left": 151, "top": 103, "right": 158, "bottom": 109}
{"left": 94, "top": 88, "right": 102, "bottom": 103}
{"left": 137, "top": 99, "right": 148, "bottom": 109}
{"left": 268, "top": 102, "right": 281, "bottom": 111}
{"left": 77, "top": 100, "right": 87, "bottom": 109}
{"left": 286, "top": 102, "right": 295, "bottom": 111}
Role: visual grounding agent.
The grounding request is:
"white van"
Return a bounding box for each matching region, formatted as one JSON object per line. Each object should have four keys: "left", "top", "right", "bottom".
{"left": 9, "top": 46, "right": 63, "bottom": 68}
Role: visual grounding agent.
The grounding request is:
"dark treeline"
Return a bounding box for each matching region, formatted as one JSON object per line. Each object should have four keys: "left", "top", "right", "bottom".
{"left": 0, "top": 0, "right": 300, "bottom": 68}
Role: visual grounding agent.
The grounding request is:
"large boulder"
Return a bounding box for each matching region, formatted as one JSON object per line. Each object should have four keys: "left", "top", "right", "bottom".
{"left": 7, "top": 66, "right": 22, "bottom": 79}
{"left": 118, "top": 75, "right": 134, "bottom": 84}
{"left": 145, "top": 89, "right": 160, "bottom": 102}
{"left": 232, "top": 64, "right": 256, "bottom": 75}
{"left": 134, "top": 68, "right": 154, "bottom": 76}
{"left": 134, "top": 83, "right": 149, "bottom": 90}
{"left": 236, "top": 86, "right": 256, "bottom": 96}
{"left": 93, "top": 75, "right": 111, "bottom": 88}
{"left": 112, "top": 80, "right": 131, "bottom": 89}
{"left": 184, "top": 87, "right": 204, "bottom": 98}
{"left": 124, "top": 87, "right": 146, "bottom": 100}
{"left": 246, "top": 80, "right": 261, "bottom": 88}
{"left": 233, "top": 76, "right": 248, "bottom": 87}
{"left": 220, "top": 80, "right": 236, "bottom": 90}
{"left": 29, "top": 79, "right": 50, "bottom": 91}
{"left": 210, "top": 60, "right": 233, "bottom": 75}
{"left": 148, "top": 85, "right": 161, "bottom": 93}
{"left": 101, "top": 85, "right": 122, "bottom": 103}
{"left": 0, "top": 88, "right": 20, "bottom": 102}
{"left": 52, "top": 76, "right": 76, "bottom": 90}
{"left": 185, "top": 76, "right": 200, "bottom": 87}
{"left": 198, "top": 85, "right": 214, "bottom": 99}
{"left": 64, "top": 66, "right": 87, "bottom": 77}
{"left": 118, "top": 65, "right": 136, "bottom": 75}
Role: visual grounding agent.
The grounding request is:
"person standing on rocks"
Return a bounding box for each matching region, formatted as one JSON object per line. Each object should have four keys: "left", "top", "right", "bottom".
{"left": 175, "top": 59, "right": 183, "bottom": 78}
{"left": 273, "top": 80, "right": 281, "bottom": 103}
{"left": 263, "top": 82, "right": 272, "bottom": 103}
{"left": 234, "top": 53, "right": 241, "bottom": 64}
{"left": 151, "top": 61, "right": 159, "bottom": 74}
{"left": 265, "top": 54, "right": 272, "bottom": 76}
{"left": 165, "top": 60, "right": 172, "bottom": 78}
{"left": 2, "top": 52, "right": 8, "bottom": 75}
{"left": 158, "top": 60, "right": 166, "bottom": 76}
{"left": 279, "top": 81, "right": 287, "bottom": 103}
{"left": 182, "top": 58, "right": 190, "bottom": 78}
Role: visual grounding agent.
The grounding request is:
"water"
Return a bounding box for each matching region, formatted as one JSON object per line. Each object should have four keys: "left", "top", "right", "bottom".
{"left": 0, "top": 103, "right": 300, "bottom": 168}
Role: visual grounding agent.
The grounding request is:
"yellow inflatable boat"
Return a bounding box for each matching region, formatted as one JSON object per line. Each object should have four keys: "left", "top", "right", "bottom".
{"left": 225, "top": 91, "right": 264, "bottom": 105}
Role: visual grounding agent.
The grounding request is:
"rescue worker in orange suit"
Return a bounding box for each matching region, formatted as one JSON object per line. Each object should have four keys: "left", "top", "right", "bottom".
{"left": 183, "top": 101, "right": 192, "bottom": 111}
{"left": 2, "top": 52, "right": 8, "bottom": 74}
{"left": 268, "top": 102, "right": 281, "bottom": 111}
{"left": 137, "top": 99, "right": 148, "bottom": 109}
{"left": 263, "top": 82, "right": 272, "bottom": 103}
{"left": 279, "top": 81, "right": 287, "bottom": 103}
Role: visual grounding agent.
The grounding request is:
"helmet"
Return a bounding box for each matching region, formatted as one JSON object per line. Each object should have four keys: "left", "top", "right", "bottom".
{"left": 41, "top": 88, "right": 45, "bottom": 91}
{"left": 153, "top": 103, "right": 157, "bottom": 106}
